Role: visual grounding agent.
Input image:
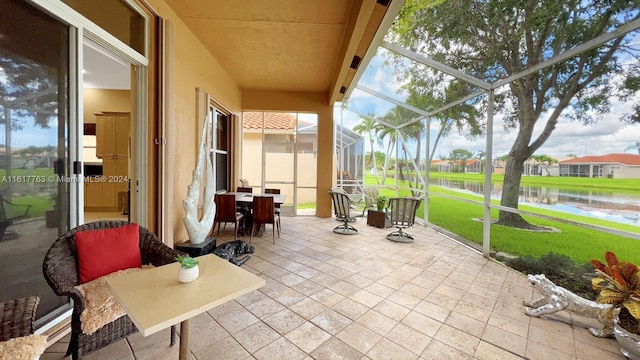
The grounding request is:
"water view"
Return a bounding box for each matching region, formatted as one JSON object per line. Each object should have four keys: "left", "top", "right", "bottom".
{"left": 434, "top": 178, "right": 640, "bottom": 227}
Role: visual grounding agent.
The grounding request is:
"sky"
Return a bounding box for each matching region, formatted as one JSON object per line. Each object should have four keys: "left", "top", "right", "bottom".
{"left": 337, "top": 43, "right": 640, "bottom": 162}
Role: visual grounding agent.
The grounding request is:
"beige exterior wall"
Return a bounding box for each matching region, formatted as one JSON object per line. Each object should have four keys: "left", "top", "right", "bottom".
{"left": 241, "top": 132, "right": 262, "bottom": 186}
{"left": 145, "top": 0, "right": 243, "bottom": 243}
{"left": 242, "top": 91, "right": 334, "bottom": 217}
{"left": 83, "top": 89, "right": 131, "bottom": 122}
{"left": 612, "top": 166, "right": 640, "bottom": 179}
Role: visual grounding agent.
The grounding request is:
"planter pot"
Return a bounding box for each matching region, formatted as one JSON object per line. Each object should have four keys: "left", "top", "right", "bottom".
{"left": 614, "top": 316, "right": 640, "bottom": 360}
{"left": 178, "top": 265, "right": 199, "bottom": 283}
{"left": 45, "top": 209, "right": 58, "bottom": 228}
{"left": 377, "top": 203, "right": 386, "bottom": 211}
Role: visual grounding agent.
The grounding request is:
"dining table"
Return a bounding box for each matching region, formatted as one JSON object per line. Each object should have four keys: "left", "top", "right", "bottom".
{"left": 226, "top": 192, "right": 287, "bottom": 205}
{"left": 226, "top": 192, "right": 287, "bottom": 236}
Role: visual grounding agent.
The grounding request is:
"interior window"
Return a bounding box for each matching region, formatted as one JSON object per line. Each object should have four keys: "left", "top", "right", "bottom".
{"left": 210, "top": 107, "right": 229, "bottom": 192}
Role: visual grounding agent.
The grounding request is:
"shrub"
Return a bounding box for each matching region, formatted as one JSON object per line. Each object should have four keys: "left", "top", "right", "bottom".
{"left": 498, "top": 252, "right": 595, "bottom": 299}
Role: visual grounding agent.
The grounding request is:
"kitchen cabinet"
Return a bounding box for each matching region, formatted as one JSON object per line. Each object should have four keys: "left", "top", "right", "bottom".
{"left": 96, "top": 112, "right": 129, "bottom": 159}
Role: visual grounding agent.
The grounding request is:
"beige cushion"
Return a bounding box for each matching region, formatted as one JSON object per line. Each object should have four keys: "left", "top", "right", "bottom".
{"left": 75, "top": 265, "right": 153, "bottom": 335}
{"left": 0, "top": 333, "right": 48, "bottom": 360}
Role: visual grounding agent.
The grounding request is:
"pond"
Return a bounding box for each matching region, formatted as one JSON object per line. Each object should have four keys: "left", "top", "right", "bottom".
{"left": 433, "top": 178, "right": 640, "bottom": 227}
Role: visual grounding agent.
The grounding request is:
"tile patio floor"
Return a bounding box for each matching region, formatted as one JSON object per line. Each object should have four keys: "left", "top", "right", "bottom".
{"left": 42, "top": 216, "right": 624, "bottom": 360}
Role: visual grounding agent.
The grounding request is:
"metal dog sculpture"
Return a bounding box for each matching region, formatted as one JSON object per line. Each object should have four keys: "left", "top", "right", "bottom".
{"left": 523, "top": 274, "right": 615, "bottom": 337}
{"left": 212, "top": 240, "right": 255, "bottom": 266}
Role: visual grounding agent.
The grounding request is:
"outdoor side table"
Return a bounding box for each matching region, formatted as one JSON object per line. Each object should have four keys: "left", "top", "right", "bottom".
{"left": 367, "top": 209, "right": 391, "bottom": 228}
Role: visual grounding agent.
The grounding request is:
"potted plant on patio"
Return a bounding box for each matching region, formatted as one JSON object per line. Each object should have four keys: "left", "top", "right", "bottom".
{"left": 375, "top": 194, "right": 389, "bottom": 211}
{"left": 176, "top": 255, "right": 200, "bottom": 283}
{"left": 591, "top": 251, "right": 640, "bottom": 359}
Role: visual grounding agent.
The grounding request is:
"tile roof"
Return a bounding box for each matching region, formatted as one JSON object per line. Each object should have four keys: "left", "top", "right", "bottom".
{"left": 243, "top": 112, "right": 296, "bottom": 131}
{"left": 560, "top": 153, "right": 640, "bottom": 165}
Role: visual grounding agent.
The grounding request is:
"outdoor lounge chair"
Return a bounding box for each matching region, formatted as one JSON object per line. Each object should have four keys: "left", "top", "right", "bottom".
{"left": 0, "top": 194, "right": 32, "bottom": 241}
{"left": 0, "top": 296, "right": 47, "bottom": 359}
{"left": 386, "top": 197, "right": 422, "bottom": 243}
{"left": 361, "top": 187, "right": 379, "bottom": 218}
{"left": 329, "top": 191, "right": 360, "bottom": 235}
{"left": 42, "top": 221, "right": 182, "bottom": 359}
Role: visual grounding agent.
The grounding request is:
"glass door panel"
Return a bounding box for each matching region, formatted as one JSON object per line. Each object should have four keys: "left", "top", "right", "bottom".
{"left": 0, "top": 0, "right": 71, "bottom": 321}
{"left": 296, "top": 115, "right": 318, "bottom": 215}
{"left": 264, "top": 142, "right": 294, "bottom": 215}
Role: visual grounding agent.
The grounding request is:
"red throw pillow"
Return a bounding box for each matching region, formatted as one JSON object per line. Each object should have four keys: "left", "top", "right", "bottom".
{"left": 75, "top": 223, "right": 142, "bottom": 283}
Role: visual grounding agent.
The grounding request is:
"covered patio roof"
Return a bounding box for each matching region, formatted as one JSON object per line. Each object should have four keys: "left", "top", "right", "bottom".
{"left": 163, "top": 0, "right": 401, "bottom": 103}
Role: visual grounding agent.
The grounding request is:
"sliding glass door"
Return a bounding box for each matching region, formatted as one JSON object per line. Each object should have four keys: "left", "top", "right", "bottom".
{"left": 0, "top": 0, "right": 72, "bottom": 321}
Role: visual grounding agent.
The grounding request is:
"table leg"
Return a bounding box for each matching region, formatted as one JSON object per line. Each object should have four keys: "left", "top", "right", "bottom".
{"left": 179, "top": 319, "right": 190, "bottom": 360}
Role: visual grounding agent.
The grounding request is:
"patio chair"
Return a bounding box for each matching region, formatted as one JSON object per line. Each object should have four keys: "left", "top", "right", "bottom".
{"left": 1, "top": 296, "right": 39, "bottom": 341}
{"left": 361, "top": 187, "right": 379, "bottom": 218}
{"left": 0, "top": 296, "right": 47, "bottom": 359}
{"left": 213, "top": 193, "right": 245, "bottom": 240}
{"left": 42, "top": 221, "right": 182, "bottom": 360}
{"left": 386, "top": 197, "right": 422, "bottom": 243}
{"left": 0, "top": 194, "right": 32, "bottom": 241}
{"left": 250, "top": 196, "right": 280, "bottom": 244}
{"left": 329, "top": 191, "right": 360, "bottom": 235}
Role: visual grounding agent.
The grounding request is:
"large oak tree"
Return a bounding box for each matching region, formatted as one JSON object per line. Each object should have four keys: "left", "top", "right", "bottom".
{"left": 391, "top": 0, "right": 640, "bottom": 229}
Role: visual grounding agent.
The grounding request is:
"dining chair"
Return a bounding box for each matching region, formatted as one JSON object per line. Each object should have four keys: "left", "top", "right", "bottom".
{"left": 386, "top": 197, "right": 422, "bottom": 243}
{"left": 214, "top": 193, "right": 245, "bottom": 240}
{"left": 264, "top": 188, "right": 282, "bottom": 214}
{"left": 236, "top": 186, "right": 253, "bottom": 217}
{"left": 250, "top": 196, "right": 280, "bottom": 244}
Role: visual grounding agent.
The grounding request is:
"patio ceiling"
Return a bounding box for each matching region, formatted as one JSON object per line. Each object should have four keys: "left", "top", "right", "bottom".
{"left": 163, "top": 0, "right": 400, "bottom": 103}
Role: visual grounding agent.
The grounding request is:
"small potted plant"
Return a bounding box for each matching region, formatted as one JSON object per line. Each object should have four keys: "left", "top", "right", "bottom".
{"left": 375, "top": 194, "right": 389, "bottom": 211}
{"left": 176, "top": 254, "right": 200, "bottom": 283}
{"left": 591, "top": 251, "right": 640, "bottom": 359}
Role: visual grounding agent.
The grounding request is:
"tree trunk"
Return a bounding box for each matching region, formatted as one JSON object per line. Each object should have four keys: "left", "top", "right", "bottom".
{"left": 496, "top": 152, "right": 535, "bottom": 229}
{"left": 370, "top": 138, "right": 380, "bottom": 185}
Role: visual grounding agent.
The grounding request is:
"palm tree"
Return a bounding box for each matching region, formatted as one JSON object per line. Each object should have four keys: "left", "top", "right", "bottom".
{"left": 476, "top": 150, "right": 486, "bottom": 173}
{"left": 352, "top": 116, "right": 382, "bottom": 185}
{"left": 624, "top": 142, "right": 640, "bottom": 155}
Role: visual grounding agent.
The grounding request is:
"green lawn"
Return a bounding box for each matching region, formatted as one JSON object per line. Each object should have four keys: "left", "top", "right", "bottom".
{"left": 363, "top": 174, "right": 640, "bottom": 266}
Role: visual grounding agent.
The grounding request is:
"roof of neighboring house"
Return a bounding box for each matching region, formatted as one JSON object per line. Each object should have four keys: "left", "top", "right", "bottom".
{"left": 243, "top": 112, "right": 296, "bottom": 131}
{"left": 560, "top": 153, "right": 640, "bottom": 166}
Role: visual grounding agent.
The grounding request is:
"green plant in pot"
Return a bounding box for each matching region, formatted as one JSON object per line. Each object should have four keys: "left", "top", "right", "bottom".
{"left": 176, "top": 255, "right": 200, "bottom": 283}
{"left": 591, "top": 251, "right": 640, "bottom": 359}
{"left": 375, "top": 194, "right": 388, "bottom": 211}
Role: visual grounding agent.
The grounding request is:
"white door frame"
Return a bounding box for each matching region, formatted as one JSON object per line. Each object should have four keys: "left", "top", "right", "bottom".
{"left": 30, "top": 0, "right": 150, "bottom": 227}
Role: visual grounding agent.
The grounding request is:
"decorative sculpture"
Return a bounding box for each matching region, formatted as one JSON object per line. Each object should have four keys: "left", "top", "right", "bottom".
{"left": 182, "top": 116, "right": 216, "bottom": 244}
{"left": 523, "top": 274, "right": 615, "bottom": 337}
{"left": 212, "top": 240, "right": 255, "bottom": 266}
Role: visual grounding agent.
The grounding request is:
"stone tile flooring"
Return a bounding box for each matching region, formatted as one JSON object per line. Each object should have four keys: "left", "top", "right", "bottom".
{"left": 42, "top": 216, "right": 624, "bottom": 360}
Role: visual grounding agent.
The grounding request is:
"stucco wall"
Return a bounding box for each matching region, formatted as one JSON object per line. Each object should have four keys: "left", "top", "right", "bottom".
{"left": 145, "top": 0, "right": 243, "bottom": 243}
{"left": 83, "top": 89, "right": 131, "bottom": 122}
{"left": 613, "top": 166, "right": 640, "bottom": 179}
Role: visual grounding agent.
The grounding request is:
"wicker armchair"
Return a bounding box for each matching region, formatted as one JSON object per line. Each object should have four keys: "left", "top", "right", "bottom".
{"left": 42, "top": 221, "right": 182, "bottom": 359}
{"left": 0, "top": 296, "right": 39, "bottom": 342}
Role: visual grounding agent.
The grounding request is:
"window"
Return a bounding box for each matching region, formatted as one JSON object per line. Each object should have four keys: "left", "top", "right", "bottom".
{"left": 209, "top": 107, "right": 229, "bottom": 192}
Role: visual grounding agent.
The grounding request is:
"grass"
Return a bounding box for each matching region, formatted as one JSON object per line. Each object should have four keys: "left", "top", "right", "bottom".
{"left": 9, "top": 195, "right": 52, "bottom": 218}
{"left": 362, "top": 174, "right": 640, "bottom": 266}
{"left": 425, "top": 171, "right": 640, "bottom": 192}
